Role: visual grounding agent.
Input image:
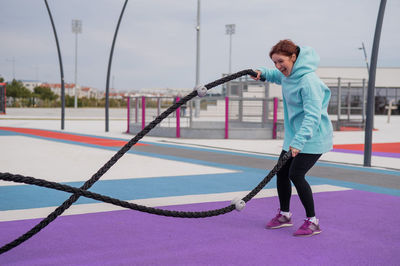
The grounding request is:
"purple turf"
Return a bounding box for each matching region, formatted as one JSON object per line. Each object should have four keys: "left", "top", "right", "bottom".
{"left": 1, "top": 190, "right": 399, "bottom": 265}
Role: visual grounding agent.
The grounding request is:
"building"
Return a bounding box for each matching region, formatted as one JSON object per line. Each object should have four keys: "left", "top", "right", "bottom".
{"left": 41, "top": 83, "right": 75, "bottom": 97}
{"left": 41, "top": 83, "right": 101, "bottom": 99}
{"left": 21, "top": 80, "right": 42, "bottom": 92}
{"left": 317, "top": 67, "right": 400, "bottom": 101}
{"left": 132, "top": 87, "right": 192, "bottom": 97}
{"left": 316, "top": 66, "right": 400, "bottom": 89}
{"left": 80, "top": 86, "right": 99, "bottom": 98}
{"left": 316, "top": 67, "right": 400, "bottom": 115}
{"left": 105, "top": 92, "right": 127, "bottom": 99}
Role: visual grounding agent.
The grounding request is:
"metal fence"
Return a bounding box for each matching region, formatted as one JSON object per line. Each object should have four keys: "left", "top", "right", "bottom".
{"left": 323, "top": 77, "right": 400, "bottom": 129}
{"left": 126, "top": 76, "right": 399, "bottom": 138}
{"left": 126, "top": 95, "right": 284, "bottom": 139}
{"left": 323, "top": 77, "right": 367, "bottom": 129}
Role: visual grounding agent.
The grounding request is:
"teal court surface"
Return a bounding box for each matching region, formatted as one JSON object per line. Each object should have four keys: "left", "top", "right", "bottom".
{"left": 0, "top": 115, "right": 399, "bottom": 265}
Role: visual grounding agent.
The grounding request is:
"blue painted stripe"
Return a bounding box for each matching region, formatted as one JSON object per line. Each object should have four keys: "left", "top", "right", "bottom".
{"left": 0, "top": 172, "right": 273, "bottom": 211}
{"left": 2, "top": 169, "right": 399, "bottom": 211}
{"left": 0, "top": 130, "right": 16, "bottom": 136}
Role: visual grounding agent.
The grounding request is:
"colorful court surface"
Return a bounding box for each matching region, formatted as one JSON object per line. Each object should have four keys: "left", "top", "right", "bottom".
{"left": 0, "top": 126, "right": 141, "bottom": 147}
{"left": 1, "top": 127, "right": 399, "bottom": 265}
{"left": 333, "top": 142, "right": 400, "bottom": 158}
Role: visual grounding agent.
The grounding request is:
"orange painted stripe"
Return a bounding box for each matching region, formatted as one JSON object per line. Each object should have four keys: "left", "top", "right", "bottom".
{"left": 339, "top": 127, "right": 378, "bottom": 131}
{"left": 333, "top": 143, "right": 400, "bottom": 153}
{"left": 0, "top": 127, "right": 147, "bottom": 147}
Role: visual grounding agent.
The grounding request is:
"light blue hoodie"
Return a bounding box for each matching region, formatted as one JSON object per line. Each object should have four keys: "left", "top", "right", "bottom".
{"left": 258, "top": 46, "right": 333, "bottom": 154}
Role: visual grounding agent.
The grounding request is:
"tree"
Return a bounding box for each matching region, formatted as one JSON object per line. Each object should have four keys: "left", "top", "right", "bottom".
{"left": 6, "top": 79, "right": 31, "bottom": 98}
{"left": 65, "top": 95, "right": 75, "bottom": 107}
{"left": 0, "top": 76, "right": 4, "bottom": 83}
{"left": 34, "top": 86, "right": 58, "bottom": 101}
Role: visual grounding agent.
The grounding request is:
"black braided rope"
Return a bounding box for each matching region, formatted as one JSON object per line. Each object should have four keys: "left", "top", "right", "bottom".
{"left": 0, "top": 69, "right": 271, "bottom": 254}
{"left": 0, "top": 152, "right": 290, "bottom": 218}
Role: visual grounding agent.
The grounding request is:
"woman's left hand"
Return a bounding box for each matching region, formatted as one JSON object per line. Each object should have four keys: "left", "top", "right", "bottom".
{"left": 289, "top": 146, "right": 300, "bottom": 157}
{"left": 251, "top": 70, "right": 261, "bottom": 80}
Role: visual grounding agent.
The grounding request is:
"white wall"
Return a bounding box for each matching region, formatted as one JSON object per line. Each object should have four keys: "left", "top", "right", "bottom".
{"left": 316, "top": 67, "right": 400, "bottom": 87}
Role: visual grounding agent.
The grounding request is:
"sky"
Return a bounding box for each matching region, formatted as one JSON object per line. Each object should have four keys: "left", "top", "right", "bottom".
{"left": 1, "top": 0, "right": 399, "bottom": 92}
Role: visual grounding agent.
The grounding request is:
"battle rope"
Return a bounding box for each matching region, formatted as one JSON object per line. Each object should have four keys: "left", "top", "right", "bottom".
{"left": 0, "top": 151, "right": 291, "bottom": 218}
{"left": 0, "top": 69, "right": 278, "bottom": 254}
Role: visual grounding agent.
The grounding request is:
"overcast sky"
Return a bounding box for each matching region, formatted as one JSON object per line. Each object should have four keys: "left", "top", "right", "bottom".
{"left": 1, "top": 0, "right": 399, "bottom": 91}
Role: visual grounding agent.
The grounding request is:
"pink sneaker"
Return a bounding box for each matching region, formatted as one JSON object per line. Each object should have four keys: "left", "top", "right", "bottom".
{"left": 293, "top": 219, "right": 322, "bottom": 237}
{"left": 266, "top": 211, "right": 293, "bottom": 229}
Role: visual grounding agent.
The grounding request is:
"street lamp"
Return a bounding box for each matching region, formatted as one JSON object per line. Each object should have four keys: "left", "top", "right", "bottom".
{"left": 72, "top": 19, "right": 82, "bottom": 108}
{"left": 358, "top": 42, "right": 369, "bottom": 74}
{"left": 5, "top": 57, "right": 16, "bottom": 80}
{"left": 194, "top": 0, "right": 201, "bottom": 117}
{"left": 225, "top": 24, "right": 235, "bottom": 96}
{"left": 225, "top": 24, "right": 235, "bottom": 74}
{"left": 364, "top": 0, "right": 387, "bottom": 167}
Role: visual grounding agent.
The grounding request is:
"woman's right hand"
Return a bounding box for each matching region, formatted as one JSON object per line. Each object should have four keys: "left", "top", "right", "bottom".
{"left": 251, "top": 70, "right": 261, "bottom": 80}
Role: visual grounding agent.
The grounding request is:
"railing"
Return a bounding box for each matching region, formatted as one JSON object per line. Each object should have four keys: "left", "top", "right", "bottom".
{"left": 323, "top": 77, "right": 368, "bottom": 130}
{"left": 126, "top": 95, "right": 283, "bottom": 139}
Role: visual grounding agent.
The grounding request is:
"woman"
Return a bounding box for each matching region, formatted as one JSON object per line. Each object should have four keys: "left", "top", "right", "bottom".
{"left": 253, "top": 39, "right": 333, "bottom": 237}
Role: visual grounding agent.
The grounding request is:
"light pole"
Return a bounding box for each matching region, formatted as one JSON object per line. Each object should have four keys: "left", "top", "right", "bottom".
{"left": 358, "top": 42, "right": 371, "bottom": 127}
{"left": 364, "top": 0, "right": 387, "bottom": 167}
{"left": 194, "top": 0, "right": 201, "bottom": 117}
{"left": 225, "top": 24, "right": 235, "bottom": 96}
{"left": 45, "top": 0, "right": 65, "bottom": 130}
{"left": 6, "top": 57, "right": 16, "bottom": 80}
{"left": 72, "top": 19, "right": 82, "bottom": 108}
{"left": 33, "top": 65, "right": 39, "bottom": 81}
{"left": 358, "top": 42, "right": 369, "bottom": 74}
{"left": 105, "top": 0, "right": 128, "bottom": 132}
{"left": 225, "top": 24, "right": 235, "bottom": 74}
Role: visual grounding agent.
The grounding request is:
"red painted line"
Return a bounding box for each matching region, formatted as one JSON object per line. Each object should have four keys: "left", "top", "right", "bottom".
{"left": 339, "top": 127, "right": 378, "bottom": 131}
{"left": 333, "top": 142, "right": 400, "bottom": 153}
{"left": 0, "top": 127, "right": 148, "bottom": 147}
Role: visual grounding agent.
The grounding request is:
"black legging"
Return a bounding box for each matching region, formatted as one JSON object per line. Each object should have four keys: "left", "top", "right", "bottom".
{"left": 276, "top": 150, "right": 321, "bottom": 217}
